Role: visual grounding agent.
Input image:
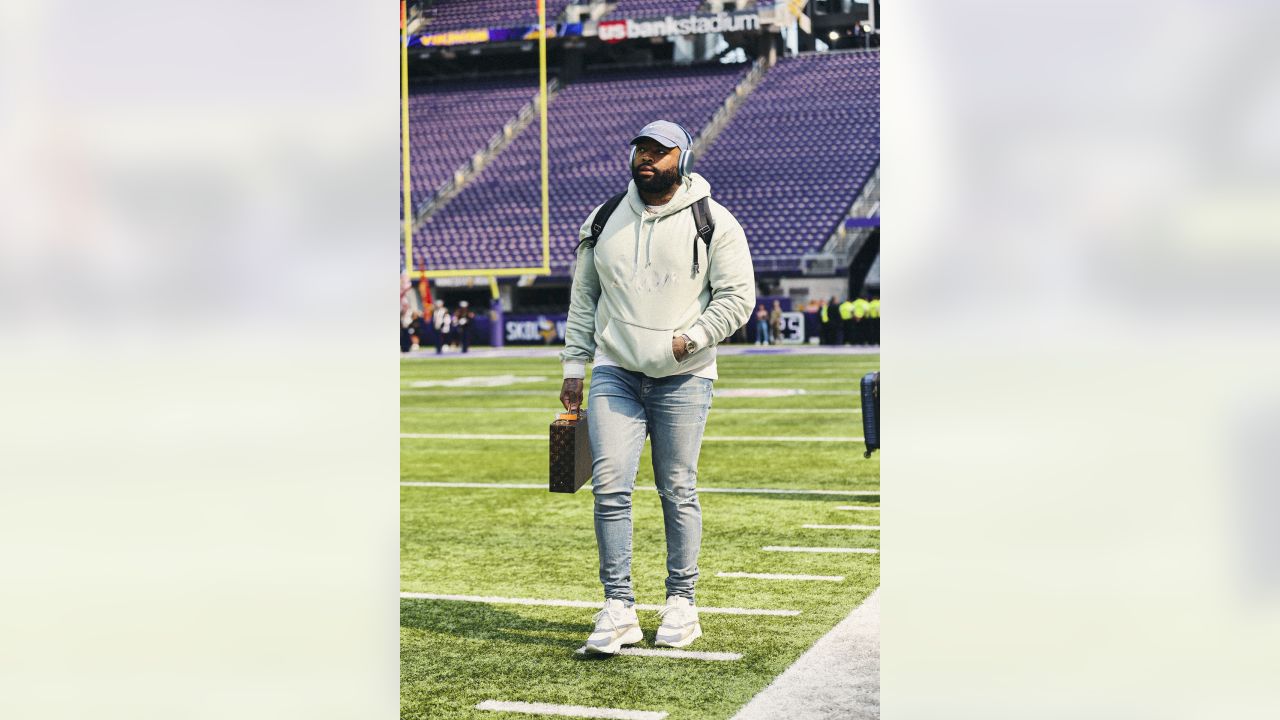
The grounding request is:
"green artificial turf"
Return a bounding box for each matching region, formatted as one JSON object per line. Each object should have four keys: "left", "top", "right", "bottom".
{"left": 401, "top": 352, "right": 879, "bottom": 720}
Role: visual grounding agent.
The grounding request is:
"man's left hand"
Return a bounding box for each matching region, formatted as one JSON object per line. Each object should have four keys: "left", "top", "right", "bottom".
{"left": 672, "top": 335, "right": 689, "bottom": 362}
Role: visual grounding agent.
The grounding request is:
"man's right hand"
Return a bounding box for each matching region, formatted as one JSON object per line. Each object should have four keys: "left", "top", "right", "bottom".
{"left": 560, "top": 378, "right": 584, "bottom": 412}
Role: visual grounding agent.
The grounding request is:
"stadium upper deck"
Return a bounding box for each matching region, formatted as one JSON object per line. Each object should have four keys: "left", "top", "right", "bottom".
{"left": 405, "top": 50, "right": 878, "bottom": 277}
{"left": 411, "top": 63, "right": 749, "bottom": 274}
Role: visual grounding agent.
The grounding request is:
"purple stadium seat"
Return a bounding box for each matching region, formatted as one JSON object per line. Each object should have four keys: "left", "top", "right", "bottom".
{"left": 408, "top": 51, "right": 879, "bottom": 276}
{"left": 405, "top": 77, "right": 539, "bottom": 213}
{"left": 421, "top": 0, "right": 576, "bottom": 34}
{"left": 413, "top": 64, "right": 749, "bottom": 274}
{"left": 694, "top": 51, "right": 879, "bottom": 270}
{"left": 602, "top": 1, "right": 707, "bottom": 19}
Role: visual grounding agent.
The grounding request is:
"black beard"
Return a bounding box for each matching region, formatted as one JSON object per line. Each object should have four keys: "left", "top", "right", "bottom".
{"left": 632, "top": 164, "right": 679, "bottom": 195}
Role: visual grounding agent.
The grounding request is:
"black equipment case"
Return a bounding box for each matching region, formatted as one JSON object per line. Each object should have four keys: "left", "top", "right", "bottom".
{"left": 861, "top": 372, "right": 880, "bottom": 458}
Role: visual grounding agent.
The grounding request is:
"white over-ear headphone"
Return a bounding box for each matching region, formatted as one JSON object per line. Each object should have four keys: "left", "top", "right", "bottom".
{"left": 629, "top": 123, "right": 694, "bottom": 176}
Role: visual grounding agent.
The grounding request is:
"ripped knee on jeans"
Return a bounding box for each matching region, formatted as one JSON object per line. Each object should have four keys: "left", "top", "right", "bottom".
{"left": 656, "top": 482, "right": 698, "bottom": 505}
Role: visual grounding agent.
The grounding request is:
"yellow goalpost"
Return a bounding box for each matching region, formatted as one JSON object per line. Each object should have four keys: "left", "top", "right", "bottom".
{"left": 401, "top": 0, "right": 553, "bottom": 281}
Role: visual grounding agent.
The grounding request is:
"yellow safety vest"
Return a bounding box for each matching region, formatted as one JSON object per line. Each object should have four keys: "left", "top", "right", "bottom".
{"left": 820, "top": 304, "right": 829, "bottom": 323}
{"left": 869, "top": 299, "right": 880, "bottom": 319}
{"left": 853, "top": 299, "right": 870, "bottom": 319}
{"left": 838, "top": 301, "right": 854, "bottom": 320}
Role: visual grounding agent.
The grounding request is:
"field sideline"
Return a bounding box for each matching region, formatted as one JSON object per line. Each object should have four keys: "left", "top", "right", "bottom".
{"left": 401, "top": 351, "right": 880, "bottom": 719}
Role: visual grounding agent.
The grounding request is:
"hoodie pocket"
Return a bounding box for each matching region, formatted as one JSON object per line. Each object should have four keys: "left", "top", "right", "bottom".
{"left": 600, "top": 318, "right": 683, "bottom": 378}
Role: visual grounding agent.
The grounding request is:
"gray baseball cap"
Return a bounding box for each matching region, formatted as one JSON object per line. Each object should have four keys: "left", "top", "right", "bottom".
{"left": 630, "top": 120, "right": 691, "bottom": 153}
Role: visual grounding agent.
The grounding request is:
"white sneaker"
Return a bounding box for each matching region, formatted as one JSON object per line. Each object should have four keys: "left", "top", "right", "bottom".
{"left": 654, "top": 596, "right": 702, "bottom": 648}
{"left": 584, "top": 599, "right": 643, "bottom": 655}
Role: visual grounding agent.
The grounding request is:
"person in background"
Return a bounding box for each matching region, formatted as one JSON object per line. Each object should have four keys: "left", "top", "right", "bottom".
{"left": 868, "top": 295, "right": 880, "bottom": 346}
{"left": 852, "top": 296, "right": 871, "bottom": 346}
{"left": 431, "top": 300, "right": 450, "bottom": 354}
{"left": 400, "top": 272, "right": 415, "bottom": 353}
{"left": 819, "top": 296, "right": 836, "bottom": 345}
{"left": 768, "top": 300, "right": 783, "bottom": 345}
{"left": 443, "top": 307, "right": 456, "bottom": 350}
{"left": 853, "top": 296, "right": 871, "bottom": 321}
{"left": 754, "top": 303, "right": 769, "bottom": 345}
{"left": 400, "top": 306, "right": 415, "bottom": 353}
{"left": 839, "top": 297, "right": 855, "bottom": 345}
{"left": 408, "top": 310, "right": 422, "bottom": 352}
{"left": 448, "top": 308, "right": 461, "bottom": 350}
{"left": 415, "top": 309, "right": 431, "bottom": 353}
{"left": 455, "top": 301, "right": 474, "bottom": 353}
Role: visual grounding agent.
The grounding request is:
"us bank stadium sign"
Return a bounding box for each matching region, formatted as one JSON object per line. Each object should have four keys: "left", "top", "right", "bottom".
{"left": 597, "top": 11, "right": 761, "bottom": 44}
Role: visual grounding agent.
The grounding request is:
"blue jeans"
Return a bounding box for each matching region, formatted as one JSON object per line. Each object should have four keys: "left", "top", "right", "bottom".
{"left": 587, "top": 365, "right": 714, "bottom": 604}
{"left": 756, "top": 319, "right": 769, "bottom": 343}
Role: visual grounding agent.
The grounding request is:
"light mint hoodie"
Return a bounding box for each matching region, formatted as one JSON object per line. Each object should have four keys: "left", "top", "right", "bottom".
{"left": 561, "top": 172, "right": 756, "bottom": 379}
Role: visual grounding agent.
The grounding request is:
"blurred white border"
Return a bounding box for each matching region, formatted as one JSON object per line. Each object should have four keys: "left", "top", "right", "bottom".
{"left": 887, "top": 1, "right": 1280, "bottom": 717}
{"left": 3, "top": 0, "right": 1279, "bottom": 716}
{"left": 0, "top": 2, "right": 399, "bottom": 718}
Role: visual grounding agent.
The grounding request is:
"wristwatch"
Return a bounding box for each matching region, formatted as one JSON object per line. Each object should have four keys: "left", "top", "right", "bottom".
{"left": 680, "top": 334, "right": 698, "bottom": 353}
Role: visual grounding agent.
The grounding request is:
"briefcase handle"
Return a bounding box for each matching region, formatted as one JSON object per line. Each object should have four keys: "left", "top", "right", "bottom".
{"left": 554, "top": 406, "right": 586, "bottom": 424}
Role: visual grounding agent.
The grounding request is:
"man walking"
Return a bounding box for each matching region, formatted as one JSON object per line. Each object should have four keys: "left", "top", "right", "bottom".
{"left": 455, "top": 300, "right": 473, "bottom": 353}
{"left": 818, "top": 297, "right": 832, "bottom": 345}
{"left": 754, "top": 303, "right": 769, "bottom": 345}
{"left": 430, "top": 300, "right": 450, "bottom": 354}
{"left": 559, "top": 120, "right": 755, "bottom": 654}
{"left": 839, "top": 297, "right": 855, "bottom": 346}
{"left": 852, "top": 295, "right": 871, "bottom": 346}
{"left": 768, "top": 299, "right": 783, "bottom": 345}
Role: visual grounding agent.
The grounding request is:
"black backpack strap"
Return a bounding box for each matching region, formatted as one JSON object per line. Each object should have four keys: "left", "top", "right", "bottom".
{"left": 690, "top": 197, "right": 715, "bottom": 275}
{"left": 576, "top": 192, "right": 628, "bottom": 254}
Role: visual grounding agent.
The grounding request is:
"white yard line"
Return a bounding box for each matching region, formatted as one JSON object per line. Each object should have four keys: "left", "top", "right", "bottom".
{"left": 400, "top": 433, "right": 542, "bottom": 440}
{"left": 716, "top": 572, "right": 845, "bottom": 582}
{"left": 401, "top": 407, "right": 560, "bottom": 413}
{"left": 730, "top": 589, "right": 880, "bottom": 720}
{"left": 717, "top": 378, "right": 866, "bottom": 383}
{"left": 400, "top": 481, "right": 879, "bottom": 497}
{"left": 835, "top": 505, "right": 880, "bottom": 511}
{"left": 762, "top": 546, "right": 879, "bottom": 554}
{"left": 802, "top": 524, "right": 881, "bottom": 531}
{"left": 573, "top": 646, "right": 742, "bottom": 661}
{"left": 477, "top": 700, "right": 667, "bottom": 720}
{"left": 401, "top": 389, "right": 551, "bottom": 395}
{"left": 400, "top": 592, "right": 800, "bottom": 616}
{"left": 401, "top": 433, "right": 864, "bottom": 442}
{"left": 402, "top": 407, "right": 858, "bottom": 414}
{"left": 700, "top": 435, "right": 865, "bottom": 442}
{"left": 700, "top": 487, "right": 878, "bottom": 496}
{"left": 401, "top": 481, "right": 546, "bottom": 489}
{"left": 402, "top": 378, "right": 861, "bottom": 387}
{"left": 707, "top": 408, "right": 859, "bottom": 414}
{"left": 403, "top": 345, "right": 877, "bottom": 359}
{"left": 402, "top": 433, "right": 544, "bottom": 440}
{"left": 402, "top": 389, "right": 859, "bottom": 396}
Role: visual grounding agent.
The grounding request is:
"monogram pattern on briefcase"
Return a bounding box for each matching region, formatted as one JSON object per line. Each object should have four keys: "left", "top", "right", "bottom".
{"left": 549, "top": 409, "right": 592, "bottom": 493}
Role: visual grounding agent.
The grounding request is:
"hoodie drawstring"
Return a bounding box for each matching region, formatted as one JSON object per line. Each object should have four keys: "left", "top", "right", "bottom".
{"left": 646, "top": 219, "right": 656, "bottom": 267}
{"left": 633, "top": 216, "right": 642, "bottom": 268}
{"left": 640, "top": 212, "right": 701, "bottom": 277}
{"left": 635, "top": 215, "right": 657, "bottom": 268}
